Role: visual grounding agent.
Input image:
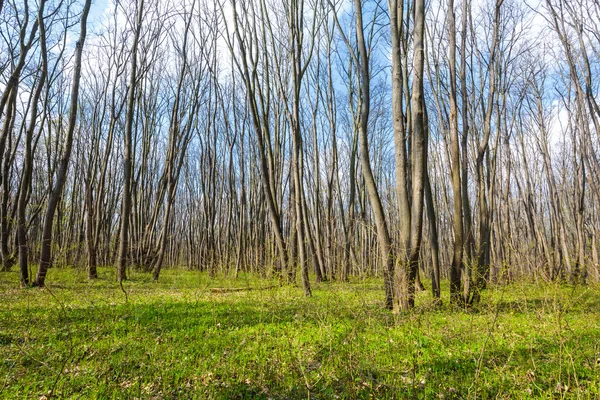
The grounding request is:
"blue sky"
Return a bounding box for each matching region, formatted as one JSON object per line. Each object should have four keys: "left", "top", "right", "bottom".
{"left": 88, "top": 0, "right": 109, "bottom": 26}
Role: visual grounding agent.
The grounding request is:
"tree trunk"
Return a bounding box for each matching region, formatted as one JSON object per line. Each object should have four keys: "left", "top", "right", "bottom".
{"left": 117, "top": 0, "right": 144, "bottom": 282}
{"left": 35, "top": 0, "right": 91, "bottom": 286}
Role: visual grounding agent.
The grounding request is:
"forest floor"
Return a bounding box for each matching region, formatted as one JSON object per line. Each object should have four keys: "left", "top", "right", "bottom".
{"left": 0, "top": 268, "right": 599, "bottom": 399}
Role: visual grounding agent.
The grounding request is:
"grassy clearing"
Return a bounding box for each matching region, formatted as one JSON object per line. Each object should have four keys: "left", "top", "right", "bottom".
{"left": 0, "top": 267, "right": 599, "bottom": 399}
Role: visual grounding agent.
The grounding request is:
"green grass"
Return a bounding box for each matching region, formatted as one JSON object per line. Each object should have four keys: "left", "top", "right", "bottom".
{"left": 1, "top": 267, "right": 599, "bottom": 399}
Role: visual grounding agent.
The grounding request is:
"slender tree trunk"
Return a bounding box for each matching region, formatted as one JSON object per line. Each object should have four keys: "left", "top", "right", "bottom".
{"left": 406, "top": 0, "right": 428, "bottom": 309}
{"left": 353, "top": 0, "right": 394, "bottom": 309}
{"left": 18, "top": 1, "right": 47, "bottom": 286}
{"left": 448, "top": 0, "right": 464, "bottom": 305}
{"left": 0, "top": 87, "right": 17, "bottom": 272}
{"left": 424, "top": 169, "right": 440, "bottom": 298}
{"left": 35, "top": 0, "right": 91, "bottom": 286}
{"left": 85, "top": 182, "right": 97, "bottom": 279}
{"left": 117, "top": 0, "right": 144, "bottom": 282}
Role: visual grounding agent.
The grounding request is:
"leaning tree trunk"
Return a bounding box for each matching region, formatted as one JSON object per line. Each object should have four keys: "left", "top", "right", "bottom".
{"left": 35, "top": 0, "right": 91, "bottom": 287}
{"left": 352, "top": 0, "right": 395, "bottom": 309}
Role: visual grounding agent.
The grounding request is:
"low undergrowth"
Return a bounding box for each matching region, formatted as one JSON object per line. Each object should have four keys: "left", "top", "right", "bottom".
{"left": 1, "top": 267, "right": 599, "bottom": 399}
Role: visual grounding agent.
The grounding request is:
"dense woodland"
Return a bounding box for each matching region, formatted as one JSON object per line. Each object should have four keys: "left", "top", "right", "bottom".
{"left": 1, "top": 0, "right": 599, "bottom": 311}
